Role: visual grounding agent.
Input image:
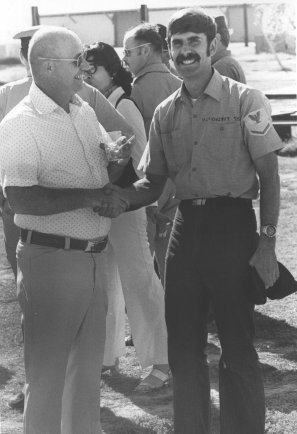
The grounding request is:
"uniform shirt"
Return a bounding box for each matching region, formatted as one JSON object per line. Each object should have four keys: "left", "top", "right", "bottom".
{"left": 0, "top": 76, "right": 32, "bottom": 122}
{"left": 140, "top": 69, "right": 283, "bottom": 200}
{"left": 212, "top": 48, "right": 246, "bottom": 84}
{"left": 0, "top": 82, "right": 111, "bottom": 239}
{"left": 131, "top": 63, "right": 181, "bottom": 136}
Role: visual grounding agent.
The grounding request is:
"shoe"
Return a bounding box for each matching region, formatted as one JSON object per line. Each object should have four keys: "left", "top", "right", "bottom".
{"left": 8, "top": 392, "right": 25, "bottom": 411}
{"left": 135, "top": 368, "right": 171, "bottom": 392}
{"left": 101, "top": 357, "right": 120, "bottom": 375}
{"left": 125, "top": 335, "right": 134, "bottom": 346}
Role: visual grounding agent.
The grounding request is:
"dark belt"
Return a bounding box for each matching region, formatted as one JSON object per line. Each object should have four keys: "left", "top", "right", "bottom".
{"left": 181, "top": 197, "right": 252, "bottom": 207}
{"left": 20, "top": 229, "right": 108, "bottom": 253}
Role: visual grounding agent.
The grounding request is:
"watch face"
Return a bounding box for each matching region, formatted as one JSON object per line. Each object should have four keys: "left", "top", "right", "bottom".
{"left": 263, "top": 225, "right": 276, "bottom": 237}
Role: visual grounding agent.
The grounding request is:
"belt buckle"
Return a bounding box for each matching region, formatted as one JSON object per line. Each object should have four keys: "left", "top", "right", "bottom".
{"left": 192, "top": 198, "right": 207, "bottom": 206}
{"left": 84, "top": 241, "right": 97, "bottom": 252}
{"left": 84, "top": 238, "right": 107, "bottom": 253}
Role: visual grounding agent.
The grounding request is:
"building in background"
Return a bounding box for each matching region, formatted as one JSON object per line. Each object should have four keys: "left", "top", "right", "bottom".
{"left": 1, "top": 2, "right": 295, "bottom": 60}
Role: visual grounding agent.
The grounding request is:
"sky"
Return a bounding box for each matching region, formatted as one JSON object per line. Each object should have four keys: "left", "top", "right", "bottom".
{"left": 1, "top": 0, "right": 295, "bottom": 43}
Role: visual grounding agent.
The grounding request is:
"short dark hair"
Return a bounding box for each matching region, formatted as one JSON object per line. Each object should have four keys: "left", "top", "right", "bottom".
{"left": 85, "top": 42, "right": 133, "bottom": 95}
{"left": 157, "top": 24, "right": 168, "bottom": 51}
{"left": 215, "top": 16, "right": 230, "bottom": 47}
{"left": 167, "top": 8, "right": 217, "bottom": 47}
{"left": 129, "top": 23, "right": 163, "bottom": 54}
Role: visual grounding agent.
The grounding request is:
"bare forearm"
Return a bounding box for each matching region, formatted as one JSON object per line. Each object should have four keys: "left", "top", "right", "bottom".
{"left": 256, "top": 153, "right": 281, "bottom": 249}
{"left": 6, "top": 185, "right": 105, "bottom": 216}
{"left": 124, "top": 175, "right": 166, "bottom": 211}
{"left": 259, "top": 172, "right": 280, "bottom": 228}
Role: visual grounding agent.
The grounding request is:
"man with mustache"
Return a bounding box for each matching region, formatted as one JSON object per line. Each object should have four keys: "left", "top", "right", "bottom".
{"left": 103, "top": 7, "right": 283, "bottom": 434}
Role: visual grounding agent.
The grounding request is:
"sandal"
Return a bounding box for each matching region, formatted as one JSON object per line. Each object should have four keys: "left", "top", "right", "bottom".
{"left": 135, "top": 368, "right": 171, "bottom": 392}
{"left": 101, "top": 357, "right": 120, "bottom": 375}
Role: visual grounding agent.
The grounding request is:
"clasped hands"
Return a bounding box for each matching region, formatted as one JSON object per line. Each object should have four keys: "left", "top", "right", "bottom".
{"left": 93, "top": 183, "right": 129, "bottom": 218}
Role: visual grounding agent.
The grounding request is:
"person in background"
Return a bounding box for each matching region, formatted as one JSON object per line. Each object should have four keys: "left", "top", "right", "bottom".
{"left": 123, "top": 23, "right": 181, "bottom": 283}
{"left": 0, "top": 26, "right": 44, "bottom": 280}
{"left": 99, "top": 7, "right": 283, "bottom": 433}
{"left": 0, "top": 25, "right": 46, "bottom": 411}
{"left": 0, "top": 25, "right": 133, "bottom": 413}
{"left": 156, "top": 23, "right": 178, "bottom": 76}
{"left": 85, "top": 41, "right": 170, "bottom": 391}
{"left": 0, "top": 25, "right": 133, "bottom": 434}
{"left": 211, "top": 15, "right": 246, "bottom": 83}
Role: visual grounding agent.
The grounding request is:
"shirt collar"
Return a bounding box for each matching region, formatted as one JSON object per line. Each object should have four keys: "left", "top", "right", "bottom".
{"left": 176, "top": 68, "right": 223, "bottom": 105}
{"left": 107, "top": 86, "right": 125, "bottom": 107}
{"left": 134, "top": 62, "right": 171, "bottom": 80}
{"left": 29, "top": 81, "right": 83, "bottom": 115}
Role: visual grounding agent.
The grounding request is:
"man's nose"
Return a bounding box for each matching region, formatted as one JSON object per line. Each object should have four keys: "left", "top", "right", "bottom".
{"left": 180, "top": 43, "right": 192, "bottom": 54}
{"left": 80, "top": 57, "right": 91, "bottom": 71}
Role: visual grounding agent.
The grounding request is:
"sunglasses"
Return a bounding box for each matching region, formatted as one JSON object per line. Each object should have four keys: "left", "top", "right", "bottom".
{"left": 38, "top": 50, "right": 88, "bottom": 67}
{"left": 122, "top": 43, "right": 151, "bottom": 57}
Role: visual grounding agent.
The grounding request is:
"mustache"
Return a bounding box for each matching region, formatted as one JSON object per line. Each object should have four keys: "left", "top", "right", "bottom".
{"left": 176, "top": 53, "right": 201, "bottom": 65}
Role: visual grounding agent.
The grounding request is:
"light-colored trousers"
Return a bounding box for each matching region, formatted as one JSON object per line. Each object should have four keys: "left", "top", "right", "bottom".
{"left": 17, "top": 241, "right": 107, "bottom": 434}
{"left": 103, "top": 208, "right": 168, "bottom": 368}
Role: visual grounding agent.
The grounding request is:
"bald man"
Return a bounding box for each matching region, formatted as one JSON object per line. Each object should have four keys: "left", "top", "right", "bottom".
{"left": 0, "top": 26, "right": 132, "bottom": 434}
{"left": 0, "top": 25, "right": 133, "bottom": 413}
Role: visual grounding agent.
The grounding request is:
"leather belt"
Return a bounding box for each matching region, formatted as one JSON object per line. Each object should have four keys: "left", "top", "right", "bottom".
{"left": 182, "top": 197, "right": 252, "bottom": 207}
{"left": 20, "top": 229, "right": 108, "bottom": 253}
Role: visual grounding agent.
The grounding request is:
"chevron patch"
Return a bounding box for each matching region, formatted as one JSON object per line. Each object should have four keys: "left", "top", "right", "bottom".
{"left": 244, "top": 108, "right": 272, "bottom": 136}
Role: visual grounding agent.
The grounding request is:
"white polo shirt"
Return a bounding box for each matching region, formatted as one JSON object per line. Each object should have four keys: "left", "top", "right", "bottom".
{"left": 0, "top": 82, "right": 111, "bottom": 239}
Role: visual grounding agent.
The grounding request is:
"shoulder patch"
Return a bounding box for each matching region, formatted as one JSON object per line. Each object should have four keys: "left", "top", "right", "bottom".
{"left": 244, "top": 108, "right": 272, "bottom": 136}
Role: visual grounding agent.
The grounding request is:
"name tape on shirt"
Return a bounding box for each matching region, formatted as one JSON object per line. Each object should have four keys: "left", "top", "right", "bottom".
{"left": 244, "top": 108, "right": 272, "bottom": 136}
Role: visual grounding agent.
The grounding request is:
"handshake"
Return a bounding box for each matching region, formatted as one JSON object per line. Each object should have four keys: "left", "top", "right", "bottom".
{"left": 93, "top": 183, "right": 129, "bottom": 218}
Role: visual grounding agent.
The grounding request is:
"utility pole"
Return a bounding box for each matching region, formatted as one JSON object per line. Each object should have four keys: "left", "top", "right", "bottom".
{"left": 140, "top": 4, "right": 149, "bottom": 22}
{"left": 31, "top": 6, "right": 40, "bottom": 26}
{"left": 243, "top": 4, "right": 248, "bottom": 47}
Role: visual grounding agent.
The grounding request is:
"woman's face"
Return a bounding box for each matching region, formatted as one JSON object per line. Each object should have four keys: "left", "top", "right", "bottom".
{"left": 85, "top": 60, "right": 113, "bottom": 92}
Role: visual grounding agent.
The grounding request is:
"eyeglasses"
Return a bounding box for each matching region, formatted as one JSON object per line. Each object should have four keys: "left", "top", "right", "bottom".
{"left": 38, "top": 50, "right": 88, "bottom": 67}
{"left": 86, "top": 63, "right": 97, "bottom": 75}
{"left": 123, "top": 43, "right": 151, "bottom": 57}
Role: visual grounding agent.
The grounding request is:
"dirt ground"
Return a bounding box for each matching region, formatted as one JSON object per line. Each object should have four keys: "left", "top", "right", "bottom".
{"left": 0, "top": 43, "right": 297, "bottom": 433}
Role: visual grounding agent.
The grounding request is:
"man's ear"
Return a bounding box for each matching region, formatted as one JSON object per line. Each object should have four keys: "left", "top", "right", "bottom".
{"left": 209, "top": 36, "right": 217, "bottom": 57}
{"left": 143, "top": 44, "right": 151, "bottom": 57}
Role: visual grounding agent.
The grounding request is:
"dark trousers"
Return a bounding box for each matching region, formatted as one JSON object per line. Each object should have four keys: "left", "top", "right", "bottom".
{"left": 165, "top": 199, "right": 265, "bottom": 434}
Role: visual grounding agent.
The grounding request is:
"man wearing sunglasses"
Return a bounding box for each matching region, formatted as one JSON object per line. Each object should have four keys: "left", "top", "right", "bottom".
{"left": 0, "top": 26, "right": 132, "bottom": 434}
{"left": 0, "top": 26, "right": 134, "bottom": 415}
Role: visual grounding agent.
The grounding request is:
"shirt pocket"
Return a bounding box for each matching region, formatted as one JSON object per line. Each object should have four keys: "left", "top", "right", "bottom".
{"left": 161, "top": 129, "right": 186, "bottom": 171}
{"left": 204, "top": 121, "right": 242, "bottom": 160}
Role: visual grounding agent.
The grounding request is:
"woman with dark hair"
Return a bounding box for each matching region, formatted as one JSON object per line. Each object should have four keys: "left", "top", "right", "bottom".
{"left": 85, "top": 42, "right": 170, "bottom": 391}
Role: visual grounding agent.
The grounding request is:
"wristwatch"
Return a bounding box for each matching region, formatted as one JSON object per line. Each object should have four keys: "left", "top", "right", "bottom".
{"left": 260, "top": 224, "right": 277, "bottom": 238}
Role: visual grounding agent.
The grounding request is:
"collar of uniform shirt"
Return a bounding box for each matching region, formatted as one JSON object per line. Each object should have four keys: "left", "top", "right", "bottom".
{"left": 177, "top": 69, "right": 223, "bottom": 105}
